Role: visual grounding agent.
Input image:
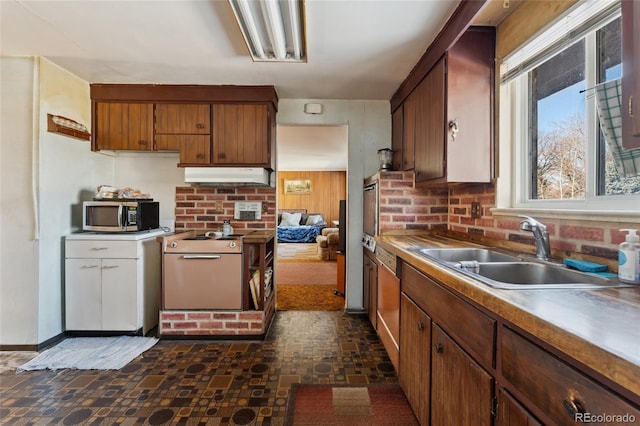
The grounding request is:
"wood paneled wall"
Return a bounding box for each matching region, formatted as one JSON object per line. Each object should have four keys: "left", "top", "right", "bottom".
{"left": 278, "top": 171, "right": 346, "bottom": 224}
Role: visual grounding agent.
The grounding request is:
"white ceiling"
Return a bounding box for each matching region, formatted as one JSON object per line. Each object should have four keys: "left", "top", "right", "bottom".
{"left": 0, "top": 0, "right": 463, "bottom": 100}
{"left": 0, "top": 0, "right": 513, "bottom": 170}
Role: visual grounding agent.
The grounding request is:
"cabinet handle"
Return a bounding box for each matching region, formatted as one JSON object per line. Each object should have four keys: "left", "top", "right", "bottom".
{"left": 196, "top": 123, "right": 205, "bottom": 129}
{"left": 629, "top": 95, "right": 634, "bottom": 117}
{"left": 417, "top": 321, "right": 424, "bottom": 331}
{"left": 562, "top": 395, "right": 586, "bottom": 418}
{"left": 196, "top": 153, "right": 204, "bottom": 159}
{"left": 80, "top": 265, "right": 99, "bottom": 269}
{"left": 218, "top": 153, "right": 226, "bottom": 159}
{"left": 102, "top": 265, "right": 119, "bottom": 269}
{"left": 90, "top": 247, "right": 108, "bottom": 251}
{"left": 448, "top": 119, "right": 459, "bottom": 141}
{"left": 434, "top": 343, "right": 444, "bottom": 353}
{"left": 138, "top": 140, "right": 147, "bottom": 146}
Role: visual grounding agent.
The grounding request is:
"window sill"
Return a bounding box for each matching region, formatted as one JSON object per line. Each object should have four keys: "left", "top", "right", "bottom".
{"left": 491, "top": 207, "right": 640, "bottom": 224}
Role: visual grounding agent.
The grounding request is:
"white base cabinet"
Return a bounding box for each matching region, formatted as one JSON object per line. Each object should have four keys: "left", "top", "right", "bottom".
{"left": 65, "top": 231, "right": 163, "bottom": 334}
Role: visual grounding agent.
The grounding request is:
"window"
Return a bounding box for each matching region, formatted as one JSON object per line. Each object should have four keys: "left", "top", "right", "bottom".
{"left": 501, "top": 0, "right": 639, "bottom": 211}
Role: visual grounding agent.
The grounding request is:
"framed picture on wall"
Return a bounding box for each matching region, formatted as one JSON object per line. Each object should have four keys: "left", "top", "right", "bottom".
{"left": 284, "top": 179, "right": 312, "bottom": 194}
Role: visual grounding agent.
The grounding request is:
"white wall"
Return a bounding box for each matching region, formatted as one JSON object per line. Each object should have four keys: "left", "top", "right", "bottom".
{"left": 277, "top": 99, "right": 391, "bottom": 311}
{"left": 113, "top": 152, "right": 184, "bottom": 227}
{"left": 0, "top": 57, "right": 40, "bottom": 345}
{"left": 0, "top": 57, "right": 183, "bottom": 346}
{"left": 36, "top": 58, "right": 115, "bottom": 343}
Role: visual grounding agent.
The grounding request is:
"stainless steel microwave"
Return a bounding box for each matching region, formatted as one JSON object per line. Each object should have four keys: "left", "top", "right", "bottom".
{"left": 83, "top": 200, "right": 159, "bottom": 232}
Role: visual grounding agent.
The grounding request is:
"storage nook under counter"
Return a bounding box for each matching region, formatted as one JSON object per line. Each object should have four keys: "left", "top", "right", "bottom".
{"left": 159, "top": 230, "right": 276, "bottom": 339}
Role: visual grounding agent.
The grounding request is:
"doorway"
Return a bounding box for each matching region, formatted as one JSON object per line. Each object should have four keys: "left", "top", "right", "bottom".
{"left": 275, "top": 124, "right": 348, "bottom": 310}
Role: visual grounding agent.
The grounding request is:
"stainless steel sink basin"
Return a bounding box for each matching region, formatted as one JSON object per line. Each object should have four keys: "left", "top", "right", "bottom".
{"left": 415, "top": 248, "right": 522, "bottom": 263}
{"left": 474, "top": 262, "right": 623, "bottom": 289}
{"left": 413, "top": 247, "right": 628, "bottom": 290}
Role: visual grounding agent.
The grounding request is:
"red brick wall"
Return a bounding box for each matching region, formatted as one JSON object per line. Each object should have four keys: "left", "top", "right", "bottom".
{"left": 445, "top": 182, "right": 635, "bottom": 262}
{"left": 377, "top": 172, "right": 636, "bottom": 262}
{"left": 378, "top": 171, "right": 449, "bottom": 232}
{"left": 159, "top": 310, "right": 268, "bottom": 336}
{"left": 175, "top": 186, "right": 277, "bottom": 233}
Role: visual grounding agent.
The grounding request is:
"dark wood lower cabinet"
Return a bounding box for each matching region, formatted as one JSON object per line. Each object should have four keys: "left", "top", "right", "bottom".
{"left": 501, "top": 326, "right": 640, "bottom": 425}
{"left": 397, "top": 257, "right": 639, "bottom": 425}
{"left": 431, "top": 324, "right": 493, "bottom": 426}
{"left": 363, "top": 250, "right": 377, "bottom": 329}
{"left": 496, "top": 388, "right": 542, "bottom": 426}
{"left": 399, "top": 294, "right": 431, "bottom": 425}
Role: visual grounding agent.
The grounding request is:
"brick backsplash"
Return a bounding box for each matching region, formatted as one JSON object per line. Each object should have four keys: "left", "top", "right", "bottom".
{"left": 378, "top": 173, "right": 636, "bottom": 263}
{"left": 177, "top": 178, "right": 634, "bottom": 263}
{"left": 175, "top": 186, "right": 277, "bottom": 233}
{"left": 378, "top": 171, "right": 448, "bottom": 232}
{"left": 447, "top": 183, "right": 634, "bottom": 261}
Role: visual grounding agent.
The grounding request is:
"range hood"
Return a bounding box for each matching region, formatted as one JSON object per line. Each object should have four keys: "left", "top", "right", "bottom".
{"left": 184, "top": 167, "right": 272, "bottom": 186}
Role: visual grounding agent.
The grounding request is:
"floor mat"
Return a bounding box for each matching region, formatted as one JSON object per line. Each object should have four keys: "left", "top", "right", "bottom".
{"left": 17, "top": 336, "right": 158, "bottom": 372}
{"left": 285, "top": 383, "right": 418, "bottom": 425}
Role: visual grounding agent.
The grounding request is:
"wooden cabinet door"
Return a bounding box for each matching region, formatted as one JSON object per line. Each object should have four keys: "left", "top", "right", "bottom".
{"left": 446, "top": 28, "right": 494, "bottom": 182}
{"left": 95, "top": 102, "right": 153, "bottom": 150}
{"left": 156, "top": 134, "right": 211, "bottom": 164}
{"left": 414, "top": 58, "right": 446, "bottom": 183}
{"left": 496, "top": 388, "right": 541, "bottom": 426}
{"left": 155, "top": 104, "right": 210, "bottom": 134}
{"left": 402, "top": 92, "right": 416, "bottom": 171}
{"left": 622, "top": 0, "right": 640, "bottom": 148}
{"left": 399, "top": 294, "right": 431, "bottom": 425}
{"left": 391, "top": 106, "right": 404, "bottom": 171}
{"left": 213, "top": 104, "right": 270, "bottom": 166}
{"left": 363, "top": 251, "right": 378, "bottom": 329}
{"left": 431, "top": 324, "right": 493, "bottom": 426}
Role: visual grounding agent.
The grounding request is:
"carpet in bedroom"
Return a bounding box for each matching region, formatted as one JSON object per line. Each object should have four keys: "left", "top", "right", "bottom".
{"left": 277, "top": 261, "right": 343, "bottom": 311}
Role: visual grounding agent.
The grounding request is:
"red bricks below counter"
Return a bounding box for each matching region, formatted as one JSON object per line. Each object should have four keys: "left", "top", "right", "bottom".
{"left": 160, "top": 310, "right": 268, "bottom": 336}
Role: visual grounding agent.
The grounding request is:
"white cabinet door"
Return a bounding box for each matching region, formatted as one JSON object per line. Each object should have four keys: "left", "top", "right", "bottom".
{"left": 65, "top": 259, "right": 102, "bottom": 330}
{"left": 101, "top": 258, "right": 138, "bottom": 330}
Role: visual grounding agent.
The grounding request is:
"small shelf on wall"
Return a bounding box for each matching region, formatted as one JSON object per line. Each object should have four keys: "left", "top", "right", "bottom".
{"left": 47, "top": 114, "right": 90, "bottom": 141}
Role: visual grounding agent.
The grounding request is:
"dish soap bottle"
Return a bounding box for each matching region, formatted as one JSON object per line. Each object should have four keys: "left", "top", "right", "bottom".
{"left": 223, "top": 220, "right": 232, "bottom": 236}
{"left": 618, "top": 229, "right": 640, "bottom": 284}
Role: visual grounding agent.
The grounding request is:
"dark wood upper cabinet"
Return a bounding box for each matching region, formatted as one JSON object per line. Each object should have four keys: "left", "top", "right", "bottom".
{"left": 391, "top": 106, "right": 404, "bottom": 171}
{"left": 399, "top": 27, "right": 495, "bottom": 185}
{"left": 155, "top": 104, "right": 210, "bottom": 134}
{"left": 90, "top": 85, "right": 278, "bottom": 168}
{"left": 212, "top": 104, "right": 271, "bottom": 167}
{"left": 622, "top": 0, "right": 640, "bottom": 148}
{"left": 94, "top": 102, "right": 153, "bottom": 151}
{"left": 414, "top": 58, "right": 446, "bottom": 182}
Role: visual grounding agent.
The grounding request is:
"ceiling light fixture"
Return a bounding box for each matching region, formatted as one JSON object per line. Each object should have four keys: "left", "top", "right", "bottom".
{"left": 229, "top": 0, "right": 306, "bottom": 62}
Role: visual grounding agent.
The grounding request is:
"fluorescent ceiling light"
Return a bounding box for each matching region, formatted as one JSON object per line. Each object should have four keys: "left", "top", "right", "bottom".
{"left": 229, "top": 0, "right": 306, "bottom": 62}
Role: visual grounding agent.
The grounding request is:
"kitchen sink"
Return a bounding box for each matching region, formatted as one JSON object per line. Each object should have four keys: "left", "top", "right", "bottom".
{"left": 415, "top": 248, "right": 521, "bottom": 263}
{"left": 413, "top": 247, "right": 628, "bottom": 290}
{"left": 473, "top": 262, "right": 624, "bottom": 289}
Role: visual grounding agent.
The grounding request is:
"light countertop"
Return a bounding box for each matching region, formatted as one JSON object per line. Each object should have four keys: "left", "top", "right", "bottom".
{"left": 66, "top": 229, "right": 169, "bottom": 241}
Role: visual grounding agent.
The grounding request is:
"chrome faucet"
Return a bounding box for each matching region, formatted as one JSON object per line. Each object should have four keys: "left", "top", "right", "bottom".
{"left": 519, "top": 216, "right": 551, "bottom": 260}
